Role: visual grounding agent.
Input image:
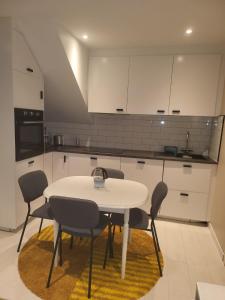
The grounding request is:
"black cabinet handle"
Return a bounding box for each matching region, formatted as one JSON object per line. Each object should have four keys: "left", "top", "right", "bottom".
{"left": 90, "top": 156, "right": 97, "bottom": 160}
{"left": 40, "top": 91, "right": 44, "bottom": 99}
{"left": 26, "top": 67, "right": 34, "bottom": 73}
{"left": 137, "top": 160, "right": 145, "bottom": 164}
{"left": 180, "top": 193, "right": 189, "bottom": 197}
{"left": 172, "top": 110, "right": 180, "bottom": 114}
{"left": 64, "top": 155, "right": 67, "bottom": 163}
{"left": 28, "top": 160, "right": 34, "bottom": 165}
{"left": 183, "top": 164, "right": 192, "bottom": 168}
{"left": 116, "top": 108, "right": 124, "bottom": 112}
{"left": 157, "top": 110, "right": 165, "bottom": 113}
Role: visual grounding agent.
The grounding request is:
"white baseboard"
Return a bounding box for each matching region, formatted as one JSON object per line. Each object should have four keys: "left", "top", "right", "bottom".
{"left": 209, "top": 222, "right": 225, "bottom": 264}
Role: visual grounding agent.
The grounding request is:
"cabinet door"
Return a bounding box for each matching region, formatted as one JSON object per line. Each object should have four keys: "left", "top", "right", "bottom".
{"left": 13, "top": 70, "right": 44, "bottom": 110}
{"left": 52, "top": 152, "right": 68, "bottom": 181}
{"left": 44, "top": 152, "right": 53, "bottom": 184}
{"left": 88, "top": 57, "right": 129, "bottom": 113}
{"left": 16, "top": 155, "right": 44, "bottom": 227}
{"left": 163, "top": 161, "right": 212, "bottom": 193}
{"left": 160, "top": 190, "right": 208, "bottom": 221}
{"left": 121, "top": 158, "right": 163, "bottom": 213}
{"left": 127, "top": 56, "right": 173, "bottom": 115}
{"left": 68, "top": 153, "right": 121, "bottom": 176}
{"left": 169, "top": 55, "right": 221, "bottom": 116}
{"left": 12, "top": 30, "right": 42, "bottom": 78}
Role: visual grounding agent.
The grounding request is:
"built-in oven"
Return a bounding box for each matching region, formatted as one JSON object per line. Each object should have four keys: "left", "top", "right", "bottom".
{"left": 14, "top": 108, "right": 44, "bottom": 161}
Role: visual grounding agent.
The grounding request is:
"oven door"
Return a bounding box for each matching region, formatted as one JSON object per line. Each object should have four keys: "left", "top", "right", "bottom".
{"left": 15, "top": 121, "right": 44, "bottom": 161}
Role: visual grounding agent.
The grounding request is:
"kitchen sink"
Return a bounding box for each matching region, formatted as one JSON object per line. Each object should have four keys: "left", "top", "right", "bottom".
{"left": 176, "top": 153, "right": 207, "bottom": 160}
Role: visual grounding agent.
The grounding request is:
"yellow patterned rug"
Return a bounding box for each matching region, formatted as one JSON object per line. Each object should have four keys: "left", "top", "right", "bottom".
{"left": 18, "top": 225, "right": 163, "bottom": 300}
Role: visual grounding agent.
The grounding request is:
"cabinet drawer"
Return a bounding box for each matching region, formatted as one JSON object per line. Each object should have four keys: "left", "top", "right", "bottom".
{"left": 163, "top": 161, "right": 212, "bottom": 193}
{"left": 159, "top": 190, "right": 208, "bottom": 221}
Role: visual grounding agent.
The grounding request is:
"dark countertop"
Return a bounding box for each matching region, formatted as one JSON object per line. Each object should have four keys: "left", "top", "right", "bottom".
{"left": 45, "top": 145, "right": 217, "bottom": 164}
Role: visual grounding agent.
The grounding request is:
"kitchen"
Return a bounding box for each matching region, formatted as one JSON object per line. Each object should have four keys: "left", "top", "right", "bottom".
{"left": 1, "top": 1, "right": 225, "bottom": 299}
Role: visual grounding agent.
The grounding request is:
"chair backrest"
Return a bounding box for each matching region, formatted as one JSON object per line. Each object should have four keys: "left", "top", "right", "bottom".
{"left": 49, "top": 196, "right": 99, "bottom": 229}
{"left": 150, "top": 182, "right": 168, "bottom": 220}
{"left": 18, "top": 170, "right": 48, "bottom": 203}
{"left": 91, "top": 167, "right": 124, "bottom": 179}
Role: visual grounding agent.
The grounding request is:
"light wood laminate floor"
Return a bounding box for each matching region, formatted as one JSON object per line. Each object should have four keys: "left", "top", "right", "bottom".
{"left": 0, "top": 219, "right": 224, "bottom": 300}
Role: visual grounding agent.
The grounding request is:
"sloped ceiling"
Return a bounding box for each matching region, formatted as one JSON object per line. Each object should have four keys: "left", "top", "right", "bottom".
{"left": 15, "top": 19, "right": 91, "bottom": 123}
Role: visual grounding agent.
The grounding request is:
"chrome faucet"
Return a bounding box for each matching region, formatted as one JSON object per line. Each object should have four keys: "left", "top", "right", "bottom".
{"left": 182, "top": 131, "right": 192, "bottom": 153}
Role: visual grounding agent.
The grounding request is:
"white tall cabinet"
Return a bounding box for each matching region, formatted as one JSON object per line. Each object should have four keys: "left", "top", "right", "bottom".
{"left": 127, "top": 56, "right": 173, "bottom": 115}
{"left": 0, "top": 18, "right": 44, "bottom": 230}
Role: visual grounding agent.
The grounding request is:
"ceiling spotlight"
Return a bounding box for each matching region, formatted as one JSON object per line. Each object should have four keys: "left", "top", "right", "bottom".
{"left": 82, "top": 34, "right": 88, "bottom": 40}
{"left": 185, "top": 28, "right": 193, "bottom": 35}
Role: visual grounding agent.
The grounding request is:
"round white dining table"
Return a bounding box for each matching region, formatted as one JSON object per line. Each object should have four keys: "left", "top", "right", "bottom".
{"left": 44, "top": 176, "right": 149, "bottom": 279}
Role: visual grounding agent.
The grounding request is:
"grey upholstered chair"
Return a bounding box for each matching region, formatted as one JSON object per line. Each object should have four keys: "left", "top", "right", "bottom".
{"left": 46, "top": 196, "right": 110, "bottom": 299}
{"left": 91, "top": 167, "right": 125, "bottom": 180}
{"left": 17, "top": 170, "right": 53, "bottom": 252}
{"left": 110, "top": 181, "right": 168, "bottom": 276}
{"left": 69, "top": 167, "right": 125, "bottom": 251}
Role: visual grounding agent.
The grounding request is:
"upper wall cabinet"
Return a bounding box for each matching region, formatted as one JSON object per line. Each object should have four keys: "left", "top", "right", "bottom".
{"left": 88, "top": 57, "right": 129, "bottom": 113}
{"left": 12, "top": 30, "right": 42, "bottom": 78}
{"left": 169, "top": 55, "right": 222, "bottom": 116}
{"left": 127, "top": 56, "right": 173, "bottom": 115}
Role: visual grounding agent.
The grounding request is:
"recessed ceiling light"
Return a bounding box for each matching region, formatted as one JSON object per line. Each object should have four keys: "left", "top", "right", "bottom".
{"left": 82, "top": 34, "right": 88, "bottom": 40}
{"left": 185, "top": 28, "right": 193, "bottom": 35}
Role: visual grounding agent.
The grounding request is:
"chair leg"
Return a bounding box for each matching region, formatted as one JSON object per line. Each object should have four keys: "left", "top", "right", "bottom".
{"left": 17, "top": 212, "right": 30, "bottom": 252}
{"left": 59, "top": 231, "right": 63, "bottom": 266}
{"left": 109, "top": 223, "right": 114, "bottom": 258}
{"left": 152, "top": 228, "right": 162, "bottom": 276}
{"left": 152, "top": 221, "right": 160, "bottom": 252}
{"left": 103, "top": 224, "right": 111, "bottom": 269}
{"left": 112, "top": 225, "right": 116, "bottom": 243}
{"left": 38, "top": 218, "right": 44, "bottom": 235}
{"left": 88, "top": 237, "right": 94, "bottom": 299}
{"left": 70, "top": 235, "right": 74, "bottom": 249}
{"left": 46, "top": 229, "right": 61, "bottom": 288}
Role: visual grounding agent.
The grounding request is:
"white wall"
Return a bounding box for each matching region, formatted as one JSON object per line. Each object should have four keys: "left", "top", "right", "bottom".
{"left": 0, "top": 18, "right": 16, "bottom": 229}
{"left": 59, "top": 28, "right": 89, "bottom": 105}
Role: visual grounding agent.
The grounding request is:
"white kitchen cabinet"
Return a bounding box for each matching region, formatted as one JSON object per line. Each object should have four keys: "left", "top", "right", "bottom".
{"left": 44, "top": 152, "right": 53, "bottom": 184}
{"left": 88, "top": 57, "right": 129, "bottom": 113}
{"left": 68, "top": 153, "right": 121, "bottom": 176}
{"left": 169, "top": 55, "right": 221, "bottom": 116}
{"left": 12, "top": 30, "right": 42, "bottom": 78}
{"left": 159, "top": 190, "right": 208, "bottom": 221}
{"left": 52, "top": 152, "right": 68, "bottom": 181}
{"left": 160, "top": 161, "right": 214, "bottom": 221}
{"left": 127, "top": 56, "right": 173, "bottom": 115}
{"left": 120, "top": 158, "right": 163, "bottom": 213}
{"left": 13, "top": 70, "right": 44, "bottom": 110}
{"left": 15, "top": 155, "right": 44, "bottom": 228}
{"left": 163, "top": 161, "right": 212, "bottom": 194}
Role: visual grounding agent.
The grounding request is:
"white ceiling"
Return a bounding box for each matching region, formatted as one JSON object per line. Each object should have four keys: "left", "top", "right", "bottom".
{"left": 1, "top": 0, "right": 225, "bottom": 50}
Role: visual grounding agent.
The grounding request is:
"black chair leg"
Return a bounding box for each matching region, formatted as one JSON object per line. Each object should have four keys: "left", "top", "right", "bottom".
{"left": 38, "top": 218, "right": 44, "bottom": 235}
{"left": 103, "top": 224, "right": 111, "bottom": 269}
{"left": 88, "top": 237, "right": 94, "bottom": 298}
{"left": 59, "top": 232, "right": 63, "bottom": 266}
{"left": 70, "top": 235, "right": 74, "bottom": 249}
{"left": 17, "top": 212, "right": 30, "bottom": 252}
{"left": 46, "top": 229, "right": 61, "bottom": 288}
{"left": 112, "top": 225, "right": 116, "bottom": 243}
{"left": 152, "top": 228, "right": 162, "bottom": 276}
{"left": 152, "top": 222, "right": 161, "bottom": 252}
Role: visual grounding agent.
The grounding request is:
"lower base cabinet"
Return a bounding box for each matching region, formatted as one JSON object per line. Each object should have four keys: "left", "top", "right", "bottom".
{"left": 159, "top": 190, "right": 209, "bottom": 221}
{"left": 15, "top": 154, "right": 44, "bottom": 228}
{"left": 120, "top": 158, "right": 163, "bottom": 213}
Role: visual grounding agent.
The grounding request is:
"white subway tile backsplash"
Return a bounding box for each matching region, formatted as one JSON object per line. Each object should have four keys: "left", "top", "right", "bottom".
{"left": 46, "top": 114, "right": 212, "bottom": 153}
